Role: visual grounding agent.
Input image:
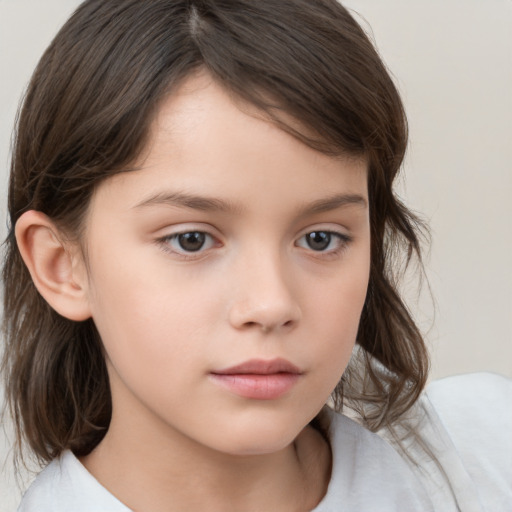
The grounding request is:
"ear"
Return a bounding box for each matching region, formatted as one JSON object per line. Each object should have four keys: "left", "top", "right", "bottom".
{"left": 15, "top": 210, "right": 92, "bottom": 321}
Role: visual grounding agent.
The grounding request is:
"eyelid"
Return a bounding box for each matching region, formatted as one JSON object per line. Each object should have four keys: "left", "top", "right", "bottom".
{"left": 294, "top": 226, "right": 353, "bottom": 257}
{"left": 155, "top": 224, "right": 223, "bottom": 259}
{"left": 295, "top": 230, "right": 351, "bottom": 248}
{"left": 295, "top": 223, "right": 352, "bottom": 241}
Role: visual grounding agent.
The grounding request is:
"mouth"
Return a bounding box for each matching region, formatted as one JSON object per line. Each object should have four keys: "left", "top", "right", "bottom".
{"left": 209, "top": 358, "right": 302, "bottom": 400}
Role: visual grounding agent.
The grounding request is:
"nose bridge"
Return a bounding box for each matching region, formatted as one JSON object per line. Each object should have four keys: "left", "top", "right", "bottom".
{"left": 228, "top": 242, "right": 301, "bottom": 331}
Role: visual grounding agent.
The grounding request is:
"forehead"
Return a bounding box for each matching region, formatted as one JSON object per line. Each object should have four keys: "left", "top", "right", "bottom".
{"left": 90, "top": 72, "right": 368, "bottom": 215}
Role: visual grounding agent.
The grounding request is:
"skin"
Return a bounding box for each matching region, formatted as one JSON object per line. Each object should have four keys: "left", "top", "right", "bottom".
{"left": 67, "top": 72, "right": 371, "bottom": 511}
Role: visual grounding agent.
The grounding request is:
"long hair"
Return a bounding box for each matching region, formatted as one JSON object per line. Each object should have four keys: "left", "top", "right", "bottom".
{"left": 2, "top": 0, "right": 429, "bottom": 465}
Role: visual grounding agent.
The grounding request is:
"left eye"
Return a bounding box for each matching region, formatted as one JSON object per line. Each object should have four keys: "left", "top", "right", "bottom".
{"left": 296, "top": 231, "right": 348, "bottom": 252}
{"left": 166, "top": 231, "right": 216, "bottom": 253}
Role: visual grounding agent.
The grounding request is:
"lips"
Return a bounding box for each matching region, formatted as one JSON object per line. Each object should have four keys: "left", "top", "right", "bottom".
{"left": 213, "top": 358, "right": 301, "bottom": 376}
{"left": 210, "top": 358, "right": 302, "bottom": 400}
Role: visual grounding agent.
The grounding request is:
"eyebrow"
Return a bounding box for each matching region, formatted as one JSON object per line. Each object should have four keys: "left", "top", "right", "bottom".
{"left": 133, "top": 191, "right": 242, "bottom": 213}
{"left": 133, "top": 191, "right": 367, "bottom": 215}
{"left": 300, "top": 193, "right": 368, "bottom": 215}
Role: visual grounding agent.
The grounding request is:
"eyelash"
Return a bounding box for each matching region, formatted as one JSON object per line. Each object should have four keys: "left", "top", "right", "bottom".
{"left": 295, "top": 230, "right": 352, "bottom": 258}
{"left": 156, "top": 229, "right": 352, "bottom": 260}
{"left": 157, "top": 231, "right": 219, "bottom": 260}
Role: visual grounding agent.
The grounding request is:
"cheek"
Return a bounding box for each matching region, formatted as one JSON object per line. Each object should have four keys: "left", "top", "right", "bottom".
{"left": 309, "top": 249, "right": 370, "bottom": 334}
{"left": 85, "top": 248, "right": 229, "bottom": 397}
{"left": 300, "top": 258, "right": 370, "bottom": 391}
{"left": 89, "top": 271, "right": 214, "bottom": 358}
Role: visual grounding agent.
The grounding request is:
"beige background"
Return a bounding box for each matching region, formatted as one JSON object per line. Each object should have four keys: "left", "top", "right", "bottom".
{"left": 1, "top": 0, "right": 511, "bottom": 509}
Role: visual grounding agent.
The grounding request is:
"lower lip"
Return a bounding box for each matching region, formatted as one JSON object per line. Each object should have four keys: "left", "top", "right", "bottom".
{"left": 209, "top": 373, "right": 300, "bottom": 400}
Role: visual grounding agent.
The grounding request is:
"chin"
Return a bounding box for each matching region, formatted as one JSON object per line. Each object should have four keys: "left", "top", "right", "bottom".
{"left": 208, "top": 418, "right": 306, "bottom": 457}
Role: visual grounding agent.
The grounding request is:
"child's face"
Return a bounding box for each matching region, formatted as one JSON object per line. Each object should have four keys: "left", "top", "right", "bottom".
{"left": 81, "top": 72, "right": 370, "bottom": 455}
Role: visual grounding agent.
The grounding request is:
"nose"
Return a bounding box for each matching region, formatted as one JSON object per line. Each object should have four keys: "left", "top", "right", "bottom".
{"left": 228, "top": 251, "right": 302, "bottom": 334}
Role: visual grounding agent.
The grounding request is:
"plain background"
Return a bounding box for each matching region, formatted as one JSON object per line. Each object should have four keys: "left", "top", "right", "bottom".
{"left": 1, "top": 1, "right": 511, "bottom": 510}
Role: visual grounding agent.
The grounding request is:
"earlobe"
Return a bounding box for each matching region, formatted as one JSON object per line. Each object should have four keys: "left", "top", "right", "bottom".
{"left": 15, "top": 210, "right": 92, "bottom": 321}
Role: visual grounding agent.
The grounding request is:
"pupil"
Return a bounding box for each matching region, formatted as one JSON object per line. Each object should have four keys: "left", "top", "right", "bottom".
{"left": 178, "top": 232, "right": 205, "bottom": 252}
{"left": 307, "top": 231, "right": 331, "bottom": 251}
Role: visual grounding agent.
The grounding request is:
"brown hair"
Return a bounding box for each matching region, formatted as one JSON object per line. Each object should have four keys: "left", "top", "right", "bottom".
{"left": 2, "top": 0, "right": 428, "bottom": 465}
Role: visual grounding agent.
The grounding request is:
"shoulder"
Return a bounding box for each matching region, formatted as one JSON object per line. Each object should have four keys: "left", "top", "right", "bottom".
{"left": 318, "top": 373, "right": 512, "bottom": 512}
{"left": 313, "top": 411, "right": 434, "bottom": 511}
{"left": 17, "top": 451, "right": 131, "bottom": 512}
{"left": 425, "top": 372, "right": 512, "bottom": 510}
{"left": 426, "top": 371, "right": 512, "bottom": 414}
{"left": 426, "top": 372, "right": 512, "bottom": 463}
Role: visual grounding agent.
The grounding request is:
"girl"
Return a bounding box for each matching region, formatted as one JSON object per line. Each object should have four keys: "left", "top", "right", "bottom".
{"left": 2, "top": 1, "right": 511, "bottom": 511}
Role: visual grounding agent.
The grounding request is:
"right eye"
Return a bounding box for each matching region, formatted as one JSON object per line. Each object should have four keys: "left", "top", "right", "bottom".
{"left": 161, "top": 231, "right": 216, "bottom": 254}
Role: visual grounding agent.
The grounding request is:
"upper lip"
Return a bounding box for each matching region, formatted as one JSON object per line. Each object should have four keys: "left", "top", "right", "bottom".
{"left": 212, "top": 358, "right": 302, "bottom": 375}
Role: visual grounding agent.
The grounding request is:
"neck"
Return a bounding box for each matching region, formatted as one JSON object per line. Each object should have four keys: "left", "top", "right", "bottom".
{"left": 81, "top": 408, "right": 331, "bottom": 512}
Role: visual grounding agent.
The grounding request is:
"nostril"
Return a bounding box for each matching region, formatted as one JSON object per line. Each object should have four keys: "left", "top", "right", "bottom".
{"left": 229, "top": 295, "right": 301, "bottom": 332}
{"left": 242, "top": 321, "right": 290, "bottom": 333}
{"left": 242, "top": 321, "right": 259, "bottom": 330}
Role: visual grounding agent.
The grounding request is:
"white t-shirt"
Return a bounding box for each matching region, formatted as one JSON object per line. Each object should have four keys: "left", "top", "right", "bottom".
{"left": 17, "top": 373, "right": 512, "bottom": 511}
